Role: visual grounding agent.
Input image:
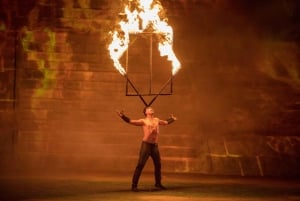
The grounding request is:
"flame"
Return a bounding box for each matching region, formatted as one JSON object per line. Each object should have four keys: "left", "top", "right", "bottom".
{"left": 108, "top": 0, "right": 181, "bottom": 76}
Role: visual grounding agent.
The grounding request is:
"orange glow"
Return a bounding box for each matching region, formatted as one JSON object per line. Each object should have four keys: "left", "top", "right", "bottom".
{"left": 108, "top": 0, "right": 181, "bottom": 76}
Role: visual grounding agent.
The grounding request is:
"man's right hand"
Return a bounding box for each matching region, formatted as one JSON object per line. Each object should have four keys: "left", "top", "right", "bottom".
{"left": 116, "top": 110, "right": 124, "bottom": 117}
{"left": 116, "top": 110, "right": 131, "bottom": 123}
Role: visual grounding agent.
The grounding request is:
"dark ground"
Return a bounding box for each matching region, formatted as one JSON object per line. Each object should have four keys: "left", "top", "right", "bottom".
{"left": 0, "top": 172, "right": 300, "bottom": 201}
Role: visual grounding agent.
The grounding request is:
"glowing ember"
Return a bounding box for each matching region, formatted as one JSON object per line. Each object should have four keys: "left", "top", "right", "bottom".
{"left": 108, "top": 0, "right": 181, "bottom": 76}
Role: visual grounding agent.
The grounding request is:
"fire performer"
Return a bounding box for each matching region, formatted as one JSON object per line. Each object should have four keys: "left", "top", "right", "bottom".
{"left": 116, "top": 106, "right": 177, "bottom": 192}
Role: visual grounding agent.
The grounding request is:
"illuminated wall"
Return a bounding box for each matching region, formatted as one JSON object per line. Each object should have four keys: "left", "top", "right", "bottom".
{"left": 0, "top": 0, "right": 300, "bottom": 177}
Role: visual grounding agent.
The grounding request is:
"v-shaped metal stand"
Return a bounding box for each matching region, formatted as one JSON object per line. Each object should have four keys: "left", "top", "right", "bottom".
{"left": 125, "top": 75, "right": 172, "bottom": 107}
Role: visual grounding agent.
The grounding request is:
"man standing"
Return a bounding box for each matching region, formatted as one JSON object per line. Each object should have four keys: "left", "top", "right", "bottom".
{"left": 117, "top": 106, "right": 177, "bottom": 192}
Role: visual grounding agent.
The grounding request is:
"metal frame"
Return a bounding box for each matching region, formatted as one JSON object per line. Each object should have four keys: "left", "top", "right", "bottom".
{"left": 124, "top": 32, "right": 173, "bottom": 106}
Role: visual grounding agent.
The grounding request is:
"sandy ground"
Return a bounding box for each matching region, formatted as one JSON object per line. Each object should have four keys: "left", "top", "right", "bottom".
{"left": 0, "top": 173, "right": 300, "bottom": 201}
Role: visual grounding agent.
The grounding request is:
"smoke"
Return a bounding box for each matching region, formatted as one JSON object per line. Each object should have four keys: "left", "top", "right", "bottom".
{"left": 172, "top": 1, "right": 300, "bottom": 137}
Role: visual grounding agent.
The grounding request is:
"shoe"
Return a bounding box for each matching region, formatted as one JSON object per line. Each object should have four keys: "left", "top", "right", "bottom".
{"left": 131, "top": 185, "right": 139, "bottom": 192}
{"left": 155, "top": 183, "right": 166, "bottom": 190}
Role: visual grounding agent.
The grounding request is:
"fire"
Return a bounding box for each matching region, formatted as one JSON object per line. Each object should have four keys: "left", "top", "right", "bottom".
{"left": 108, "top": 0, "right": 181, "bottom": 76}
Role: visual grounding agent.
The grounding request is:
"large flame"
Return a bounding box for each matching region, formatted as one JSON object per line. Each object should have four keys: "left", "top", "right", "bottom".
{"left": 108, "top": 0, "right": 181, "bottom": 76}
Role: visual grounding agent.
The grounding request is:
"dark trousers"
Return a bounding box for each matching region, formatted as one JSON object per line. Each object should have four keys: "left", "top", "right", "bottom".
{"left": 132, "top": 141, "right": 162, "bottom": 187}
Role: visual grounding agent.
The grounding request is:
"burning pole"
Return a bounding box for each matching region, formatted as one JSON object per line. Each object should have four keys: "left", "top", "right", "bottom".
{"left": 108, "top": 0, "right": 181, "bottom": 106}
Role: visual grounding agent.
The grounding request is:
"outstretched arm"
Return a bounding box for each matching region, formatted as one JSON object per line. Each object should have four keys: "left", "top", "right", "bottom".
{"left": 160, "top": 114, "right": 177, "bottom": 125}
{"left": 116, "top": 110, "right": 130, "bottom": 123}
{"left": 116, "top": 110, "right": 144, "bottom": 126}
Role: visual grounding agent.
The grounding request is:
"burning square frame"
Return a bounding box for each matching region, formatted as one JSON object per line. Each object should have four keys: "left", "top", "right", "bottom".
{"left": 124, "top": 32, "right": 173, "bottom": 98}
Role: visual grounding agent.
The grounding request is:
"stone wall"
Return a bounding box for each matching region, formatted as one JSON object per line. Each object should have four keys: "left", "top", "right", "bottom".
{"left": 0, "top": 0, "right": 300, "bottom": 177}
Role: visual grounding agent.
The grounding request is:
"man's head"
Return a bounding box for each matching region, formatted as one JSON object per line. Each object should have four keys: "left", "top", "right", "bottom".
{"left": 143, "top": 106, "right": 154, "bottom": 116}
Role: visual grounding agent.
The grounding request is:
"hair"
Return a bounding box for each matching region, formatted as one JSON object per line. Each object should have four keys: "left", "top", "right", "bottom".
{"left": 143, "top": 106, "right": 152, "bottom": 116}
{"left": 143, "top": 107, "right": 147, "bottom": 116}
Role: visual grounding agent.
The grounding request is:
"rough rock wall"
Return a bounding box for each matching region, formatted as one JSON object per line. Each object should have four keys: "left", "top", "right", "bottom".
{"left": 0, "top": 0, "right": 300, "bottom": 177}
